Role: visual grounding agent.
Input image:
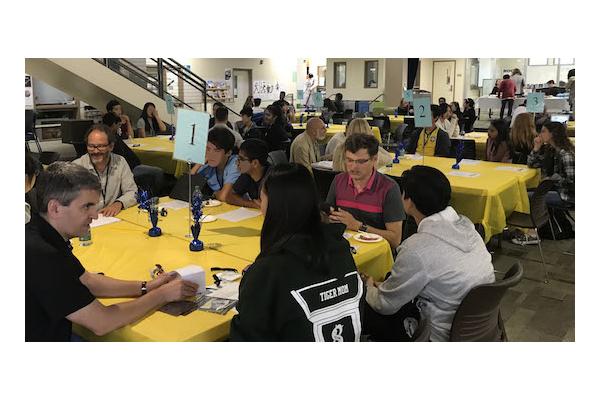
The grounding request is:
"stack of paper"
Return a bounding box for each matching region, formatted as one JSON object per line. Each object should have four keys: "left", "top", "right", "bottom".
{"left": 160, "top": 199, "right": 189, "bottom": 210}
{"left": 90, "top": 214, "right": 121, "bottom": 228}
{"left": 214, "top": 208, "right": 261, "bottom": 222}
{"left": 447, "top": 171, "right": 480, "bottom": 178}
{"left": 495, "top": 166, "right": 526, "bottom": 172}
{"left": 312, "top": 160, "right": 334, "bottom": 170}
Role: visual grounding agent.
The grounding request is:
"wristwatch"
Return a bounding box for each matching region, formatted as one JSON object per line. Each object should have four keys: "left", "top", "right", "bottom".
{"left": 359, "top": 222, "right": 368, "bottom": 233}
{"left": 141, "top": 281, "right": 148, "bottom": 296}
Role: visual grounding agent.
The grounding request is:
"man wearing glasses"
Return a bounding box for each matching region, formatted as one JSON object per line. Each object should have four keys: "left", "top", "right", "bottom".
{"left": 326, "top": 133, "right": 405, "bottom": 249}
{"left": 72, "top": 124, "right": 137, "bottom": 217}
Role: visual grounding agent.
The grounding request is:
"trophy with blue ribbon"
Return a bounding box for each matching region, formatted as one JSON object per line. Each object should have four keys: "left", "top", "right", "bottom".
{"left": 189, "top": 186, "right": 204, "bottom": 251}
{"left": 452, "top": 140, "right": 464, "bottom": 170}
{"left": 136, "top": 188, "right": 162, "bottom": 237}
{"left": 393, "top": 142, "right": 404, "bottom": 164}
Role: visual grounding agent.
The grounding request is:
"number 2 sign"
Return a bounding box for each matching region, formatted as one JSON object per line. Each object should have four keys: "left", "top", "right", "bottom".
{"left": 413, "top": 95, "right": 432, "bottom": 127}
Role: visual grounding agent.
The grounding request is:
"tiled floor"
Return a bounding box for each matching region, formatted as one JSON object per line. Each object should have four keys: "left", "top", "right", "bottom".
{"left": 493, "top": 235, "right": 575, "bottom": 341}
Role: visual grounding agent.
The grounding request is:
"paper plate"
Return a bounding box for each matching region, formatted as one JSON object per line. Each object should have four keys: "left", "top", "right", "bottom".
{"left": 203, "top": 199, "right": 222, "bottom": 207}
{"left": 353, "top": 232, "right": 383, "bottom": 243}
{"left": 200, "top": 215, "right": 217, "bottom": 223}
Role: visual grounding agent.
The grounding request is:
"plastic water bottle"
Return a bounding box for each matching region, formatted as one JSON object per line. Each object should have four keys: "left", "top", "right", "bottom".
{"left": 398, "top": 143, "right": 405, "bottom": 158}
{"left": 79, "top": 229, "right": 92, "bottom": 246}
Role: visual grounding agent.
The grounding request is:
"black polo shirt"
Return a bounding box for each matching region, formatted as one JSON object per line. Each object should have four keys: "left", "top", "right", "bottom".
{"left": 232, "top": 166, "right": 269, "bottom": 200}
{"left": 26, "top": 213, "right": 95, "bottom": 341}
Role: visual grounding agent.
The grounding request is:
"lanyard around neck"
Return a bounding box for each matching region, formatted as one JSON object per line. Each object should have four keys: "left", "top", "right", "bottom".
{"left": 92, "top": 155, "right": 111, "bottom": 205}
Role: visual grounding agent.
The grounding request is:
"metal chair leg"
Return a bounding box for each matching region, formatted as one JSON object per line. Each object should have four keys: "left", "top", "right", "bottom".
{"left": 548, "top": 213, "right": 557, "bottom": 241}
{"left": 535, "top": 228, "right": 550, "bottom": 284}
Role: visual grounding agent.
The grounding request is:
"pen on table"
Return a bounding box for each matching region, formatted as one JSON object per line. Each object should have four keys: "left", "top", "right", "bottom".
{"left": 210, "top": 267, "right": 238, "bottom": 272}
{"left": 212, "top": 274, "right": 222, "bottom": 287}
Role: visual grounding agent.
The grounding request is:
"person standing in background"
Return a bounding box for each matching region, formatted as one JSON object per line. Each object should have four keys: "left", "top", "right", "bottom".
{"left": 498, "top": 74, "right": 516, "bottom": 119}
{"left": 566, "top": 69, "right": 575, "bottom": 119}
{"left": 511, "top": 68, "right": 525, "bottom": 96}
{"left": 303, "top": 73, "right": 317, "bottom": 109}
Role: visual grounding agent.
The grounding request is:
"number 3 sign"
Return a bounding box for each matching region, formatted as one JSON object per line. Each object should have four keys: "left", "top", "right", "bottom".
{"left": 526, "top": 93, "right": 544, "bottom": 113}
{"left": 413, "top": 95, "right": 432, "bottom": 128}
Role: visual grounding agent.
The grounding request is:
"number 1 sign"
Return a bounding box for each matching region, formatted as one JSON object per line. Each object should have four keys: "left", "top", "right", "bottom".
{"left": 413, "top": 95, "right": 432, "bottom": 128}
{"left": 174, "top": 108, "right": 210, "bottom": 164}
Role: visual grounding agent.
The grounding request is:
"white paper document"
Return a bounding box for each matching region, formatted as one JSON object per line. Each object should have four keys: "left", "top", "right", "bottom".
{"left": 160, "top": 199, "right": 189, "bottom": 210}
{"left": 214, "top": 208, "right": 261, "bottom": 223}
{"left": 495, "top": 166, "right": 526, "bottom": 172}
{"left": 90, "top": 214, "right": 121, "bottom": 228}
{"left": 447, "top": 171, "right": 480, "bottom": 178}
{"left": 312, "top": 160, "right": 333, "bottom": 170}
{"left": 405, "top": 154, "right": 423, "bottom": 160}
{"left": 206, "top": 282, "right": 240, "bottom": 301}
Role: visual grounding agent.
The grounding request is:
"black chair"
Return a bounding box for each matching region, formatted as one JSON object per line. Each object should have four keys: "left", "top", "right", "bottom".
{"left": 505, "top": 179, "right": 556, "bottom": 283}
{"left": 372, "top": 115, "right": 391, "bottom": 136}
{"left": 450, "top": 262, "right": 523, "bottom": 342}
{"left": 312, "top": 168, "right": 339, "bottom": 202}
{"left": 267, "top": 150, "right": 288, "bottom": 166}
{"left": 449, "top": 138, "right": 477, "bottom": 160}
{"left": 169, "top": 173, "right": 209, "bottom": 201}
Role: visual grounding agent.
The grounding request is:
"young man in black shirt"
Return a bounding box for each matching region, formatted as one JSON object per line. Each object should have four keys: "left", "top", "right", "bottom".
{"left": 227, "top": 139, "right": 270, "bottom": 209}
{"left": 25, "top": 162, "right": 198, "bottom": 341}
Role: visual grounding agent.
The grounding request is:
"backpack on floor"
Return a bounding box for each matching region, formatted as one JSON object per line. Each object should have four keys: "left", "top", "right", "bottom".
{"left": 538, "top": 208, "right": 574, "bottom": 240}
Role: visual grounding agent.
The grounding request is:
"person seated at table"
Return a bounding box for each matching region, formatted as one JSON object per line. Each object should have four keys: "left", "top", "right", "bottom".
{"left": 208, "top": 102, "right": 234, "bottom": 130}
{"left": 462, "top": 98, "right": 476, "bottom": 133}
{"left": 330, "top": 119, "right": 392, "bottom": 172}
{"left": 72, "top": 124, "right": 138, "bottom": 217}
{"left": 252, "top": 97, "right": 263, "bottom": 115}
{"left": 321, "top": 98, "right": 337, "bottom": 122}
{"left": 490, "top": 79, "right": 501, "bottom": 95}
{"left": 289, "top": 117, "right": 326, "bottom": 175}
{"left": 26, "top": 162, "right": 198, "bottom": 341}
{"left": 262, "top": 104, "right": 290, "bottom": 152}
{"left": 334, "top": 92, "right": 345, "bottom": 113}
{"left": 243, "top": 95, "right": 254, "bottom": 109}
{"left": 210, "top": 106, "right": 243, "bottom": 149}
{"left": 227, "top": 139, "right": 270, "bottom": 209}
{"left": 397, "top": 98, "right": 411, "bottom": 116}
{"left": 438, "top": 97, "right": 446, "bottom": 105}
{"left": 510, "top": 100, "right": 528, "bottom": 128}
{"left": 190, "top": 128, "right": 241, "bottom": 201}
{"left": 527, "top": 121, "right": 575, "bottom": 207}
{"left": 235, "top": 106, "right": 257, "bottom": 138}
{"left": 25, "top": 149, "right": 41, "bottom": 224}
{"left": 510, "top": 113, "right": 536, "bottom": 164}
{"left": 230, "top": 163, "right": 364, "bottom": 341}
{"left": 485, "top": 119, "right": 512, "bottom": 163}
{"left": 106, "top": 99, "right": 133, "bottom": 139}
{"left": 406, "top": 104, "right": 451, "bottom": 157}
{"left": 102, "top": 113, "right": 164, "bottom": 196}
{"left": 136, "top": 102, "right": 167, "bottom": 138}
{"left": 272, "top": 99, "right": 294, "bottom": 133}
{"left": 545, "top": 80, "right": 560, "bottom": 97}
{"left": 361, "top": 165, "right": 495, "bottom": 341}
{"left": 326, "top": 133, "right": 405, "bottom": 249}
{"left": 450, "top": 101, "right": 463, "bottom": 130}
{"left": 437, "top": 103, "right": 460, "bottom": 137}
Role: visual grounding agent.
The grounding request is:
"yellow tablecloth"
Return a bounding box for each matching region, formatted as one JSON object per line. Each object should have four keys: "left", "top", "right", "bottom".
{"left": 381, "top": 155, "right": 540, "bottom": 242}
{"left": 129, "top": 137, "right": 189, "bottom": 177}
{"left": 73, "top": 200, "right": 393, "bottom": 342}
{"left": 567, "top": 121, "right": 575, "bottom": 136}
{"left": 292, "top": 124, "right": 382, "bottom": 143}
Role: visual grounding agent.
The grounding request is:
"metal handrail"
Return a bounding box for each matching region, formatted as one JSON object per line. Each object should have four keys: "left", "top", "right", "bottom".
{"left": 369, "top": 93, "right": 385, "bottom": 104}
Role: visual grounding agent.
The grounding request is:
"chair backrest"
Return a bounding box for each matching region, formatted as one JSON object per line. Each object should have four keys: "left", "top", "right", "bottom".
{"left": 169, "top": 173, "right": 209, "bottom": 201}
{"left": 368, "top": 119, "right": 385, "bottom": 129}
{"left": 267, "top": 150, "right": 288, "bottom": 166}
{"left": 312, "top": 168, "right": 339, "bottom": 202}
{"left": 372, "top": 115, "right": 391, "bottom": 132}
{"left": 529, "top": 178, "right": 556, "bottom": 228}
{"left": 450, "top": 138, "right": 477, "bottom": 160}
{"left": 450, "top": 262, "right": 523, "bottom": 342}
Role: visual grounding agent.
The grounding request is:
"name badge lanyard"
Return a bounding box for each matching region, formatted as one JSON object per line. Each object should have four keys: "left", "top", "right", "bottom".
{"left": 93, "top": 157, "right": 111, "bottom": 206}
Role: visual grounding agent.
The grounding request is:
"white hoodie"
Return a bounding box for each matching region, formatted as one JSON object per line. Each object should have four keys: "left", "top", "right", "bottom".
{"left": 366, "top": 206, "right": 495, "bottom": 341}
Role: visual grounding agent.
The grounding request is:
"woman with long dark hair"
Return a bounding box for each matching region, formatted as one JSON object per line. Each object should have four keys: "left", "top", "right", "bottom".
{"left": 262, "top": 104, "right": 290, "bottom": 151}
{"left": 462, "top": 98, "right": 476, "bottom": 133}
{"left": 485, "top": 119, "right": 511, "bottom": 162}
{"left": 230, "top": 163, "right": 364, "bottom": 341}
{"left": 527, "top": 121, "right": 575, "bottom": 205}
{"left": 136, "top": 102, "right": 167, "bottom": 137}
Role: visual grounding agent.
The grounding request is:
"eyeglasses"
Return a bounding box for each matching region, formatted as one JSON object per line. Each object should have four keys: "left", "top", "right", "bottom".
{"left": 345, "top": 158, "right": 372, "bottom": 165}
{"left": 87, "top": 144, "right": 110, "bottom": 150}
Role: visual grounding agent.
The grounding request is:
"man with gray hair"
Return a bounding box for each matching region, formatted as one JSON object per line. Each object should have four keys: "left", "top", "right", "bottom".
{"left": 289, "top": 117, "right": 327, "bottom": 174}
{"left": 72, "top": 124, "right": 137, "bottom": 217}
{"left": 26, "top": 162, "right": 198, "bottom": 341}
